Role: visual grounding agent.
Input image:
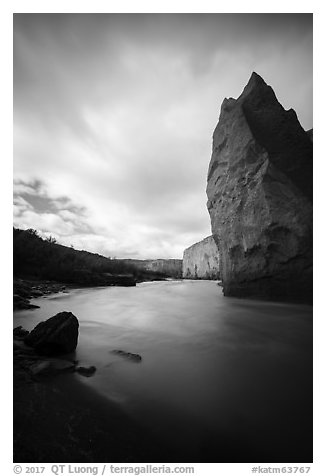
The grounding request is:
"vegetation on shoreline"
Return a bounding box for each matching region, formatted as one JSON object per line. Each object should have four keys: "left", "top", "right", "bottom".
{"left": 13, "top": 228, "right": 172, "bottom": 285}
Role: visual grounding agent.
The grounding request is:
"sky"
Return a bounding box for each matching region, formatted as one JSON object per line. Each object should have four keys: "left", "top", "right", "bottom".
{"left": 13, "top": 13, "right": 313, "bottom": 259}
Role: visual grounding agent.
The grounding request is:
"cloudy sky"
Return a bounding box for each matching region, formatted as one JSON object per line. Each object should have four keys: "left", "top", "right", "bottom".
{"left": 13, "top": 13, "right": 312, "bottom": 259}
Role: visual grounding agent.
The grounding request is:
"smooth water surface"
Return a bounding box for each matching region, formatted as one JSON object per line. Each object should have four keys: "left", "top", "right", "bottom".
{"left": 14, "top": 280, "right": 312, "bottom": 461}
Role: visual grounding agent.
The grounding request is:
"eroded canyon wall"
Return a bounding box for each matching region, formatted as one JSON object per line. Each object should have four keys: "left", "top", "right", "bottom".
{"left": 183, "top": 236, "right": 220, "bottom": 279}
{"left": 206, "top": 72, "right": 312, "bottom": 302}
{"left": 123, "top": 259, "right": 183, "bottom": 278}
{"left": 144, "top": 259, "right": 183, "bottom": 277}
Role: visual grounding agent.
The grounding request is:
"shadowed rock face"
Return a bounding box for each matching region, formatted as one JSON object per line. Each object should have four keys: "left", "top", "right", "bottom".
{"left": 183, "top": 236, "right": 220, "bottom": 279}
{"left": 206, "top": 72, "right": 312, "bottom": 303}
{"left": 24, "top": 311, "right": 79, "bottom": 355}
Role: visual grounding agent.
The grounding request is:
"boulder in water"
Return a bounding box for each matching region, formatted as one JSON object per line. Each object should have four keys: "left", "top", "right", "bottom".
{"left": 112, "top": 350, "right": 142, "bottom": 362}
{"left": 76, "top": 365, "right": 97, "bottom": 377}
{"left": 24, "top": 311, "right": 79, "bottom": 355}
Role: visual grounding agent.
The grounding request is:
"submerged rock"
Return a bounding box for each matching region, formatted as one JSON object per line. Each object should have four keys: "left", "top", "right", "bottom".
{"left": 183, "top": 235, "right": 220, "bottom": 279}
{"left": 112, "top": 350, "right": 142, "bottom": 362}
{"left": 24, "top": 311, "right": 79, "bottom": 355}
{"left": 206, "top": 72, "right": 312, "bottom": 303}
{"left": 76, "top": 365, "right": 97, "bottom": 377}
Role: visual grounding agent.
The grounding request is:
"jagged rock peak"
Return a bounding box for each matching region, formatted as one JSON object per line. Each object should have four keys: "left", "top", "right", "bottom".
{"left": 228, "top": 72, "right": 312, "bottom": 199}
{"left": 220, "top": 73, "right": 274, "bottom": 112}
{"left": 239, "top": 71, "right": 270, "bottom": 96}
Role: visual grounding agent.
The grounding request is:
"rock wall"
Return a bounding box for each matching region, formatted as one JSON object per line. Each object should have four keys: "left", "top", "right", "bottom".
{"left": 206, "top": 72, "right": 312, "bottom": 303}
{"left": 143, "top": 259, "right": 183, "bottom": 277}
{"left": 123, "top": 259, "right": 183, "bottom": 278}
{"left": 183, "top": 236, "right": 220, "bottom": 279}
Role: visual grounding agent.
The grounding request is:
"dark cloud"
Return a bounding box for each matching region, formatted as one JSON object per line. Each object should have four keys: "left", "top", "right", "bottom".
{"left": 13, "top": 179, "right": 94, "bottom": 239}
{"left": 13, "top": 14, "right": 312, "bottom": 258}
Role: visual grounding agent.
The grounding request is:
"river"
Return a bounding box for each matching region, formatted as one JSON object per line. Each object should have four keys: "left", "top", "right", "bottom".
{"left": 13, "top": 280, "right": 312, "bottom": 462}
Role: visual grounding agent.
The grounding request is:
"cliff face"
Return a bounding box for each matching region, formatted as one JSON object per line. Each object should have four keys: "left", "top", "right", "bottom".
{"left": 183, "top": 236, "right": 220, "bottom": 279}
{"left": 123, "top": 259, "right": 182, "bottom": 278}
{"left": 143, "top": 259, "right": 183, "bottom": 277}
{"left": 206, "top": 72, "right": 312, "bottom": 303}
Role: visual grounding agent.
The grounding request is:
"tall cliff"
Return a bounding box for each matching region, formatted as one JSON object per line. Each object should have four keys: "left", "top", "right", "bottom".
{"left": 183, "top": 236, "right": 220, "bottom": 279}
{"left": 122, "top": 259, "right": 183, "bottom": 278}
{"left": 143, "top": 259, "right": 183, "bottom": 277}
{"left": 206, "top": 72, "right": 312, "bottom": 303}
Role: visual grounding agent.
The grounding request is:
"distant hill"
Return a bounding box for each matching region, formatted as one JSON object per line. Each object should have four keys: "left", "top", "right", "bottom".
{"left": 13, "top": 228, "right": 181, "bottom": 285}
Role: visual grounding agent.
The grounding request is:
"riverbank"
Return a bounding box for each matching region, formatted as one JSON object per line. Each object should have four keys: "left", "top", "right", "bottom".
{"left": 13, "top": 278, "right": 69, "bottom": 310}
{"left": 13, "top": 275, "right": 174, "bottom": 311}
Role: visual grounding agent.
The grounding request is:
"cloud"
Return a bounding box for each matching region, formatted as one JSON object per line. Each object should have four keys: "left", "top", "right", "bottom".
{"left": 16, "top": 209, "right": 75, "bottom": 236}
{"left": 13, "top": 14, "right": 312, "bottom": 259}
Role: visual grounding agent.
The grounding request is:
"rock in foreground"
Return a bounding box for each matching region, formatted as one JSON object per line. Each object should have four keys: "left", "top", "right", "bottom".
{"left": 76, "top": 365, "right": 97, "bottom": 377}
{"left": 206, "top": 72, "right": 312, "bottom": 303}
{"left": 24, "top": 311, "right": 79, "bottom": 355}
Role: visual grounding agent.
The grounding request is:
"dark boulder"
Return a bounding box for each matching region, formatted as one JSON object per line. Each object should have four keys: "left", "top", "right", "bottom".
{"left": 112, "top": 349, "right": 142, "bottom": 362}
{"left": 76, "top": 365, "right": 97, "bottom": 377}
{"left": 24, "top": 311, "right": 79, "bottom": 355}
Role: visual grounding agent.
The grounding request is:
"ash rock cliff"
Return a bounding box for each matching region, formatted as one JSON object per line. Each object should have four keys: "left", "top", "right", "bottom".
{"left": 123, "top": 259, "right": 182, "bottom": 278}
{"left": 206, "top": 72, "right": 312, "bottom": 303}
{"left": 183, "top": 236, "right": 220, "bottom": 279}
{"left": 143, "top": 259, "right": 182, "bottom": 277}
